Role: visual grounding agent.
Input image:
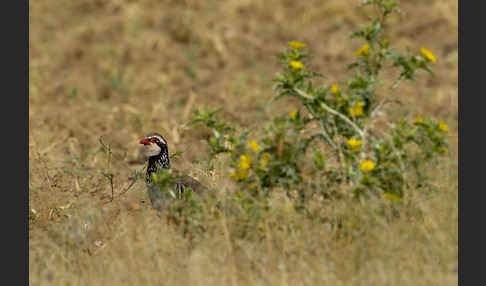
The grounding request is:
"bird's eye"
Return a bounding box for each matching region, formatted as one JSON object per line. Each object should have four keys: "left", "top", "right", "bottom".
{"left": 150, "top": 137, "right": 158, "bottom": 143}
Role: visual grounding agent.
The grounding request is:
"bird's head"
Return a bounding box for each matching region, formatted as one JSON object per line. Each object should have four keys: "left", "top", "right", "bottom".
{"left": 139, "top": 132, "right": 168, "bottom": 158}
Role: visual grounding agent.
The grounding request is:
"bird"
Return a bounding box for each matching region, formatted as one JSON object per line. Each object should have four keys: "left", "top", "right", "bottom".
{"left": 139, "top": 132, "right": 206, "bottom": 211}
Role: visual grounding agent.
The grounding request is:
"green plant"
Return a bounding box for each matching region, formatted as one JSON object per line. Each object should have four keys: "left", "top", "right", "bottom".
{"left": 127, "top": 0, "right": 449, "bottom": 242}
{"left": 147, "top": 168, "right": 214, "bottom": 238}
{"left": 188, "top": 0, "right": 447, "bottom": 203}
{"left": 98, "top": 137, "right": 144, "bottom": 201}
{"left": 99, "top": 137, "right": 115, "bottom": 201}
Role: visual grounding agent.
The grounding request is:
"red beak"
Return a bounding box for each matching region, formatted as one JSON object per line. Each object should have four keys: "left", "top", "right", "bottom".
{"left": 139, "top": 138, "right": 151, "bottom": 145}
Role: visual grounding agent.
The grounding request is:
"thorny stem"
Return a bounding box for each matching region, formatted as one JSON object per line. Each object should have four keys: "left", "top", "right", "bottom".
{"left": 101, "top": 166, "right": 146, "bottom": 205}
{"left": 391, "top": 76, "right": 404, "bottom": 89}
{"left": 382, "top": 130, "right": 409, "bottom": 189}
{"left": 99, "top": 136, "right": 138, "bottom": 203}
{"left": 360, "top": 98, "right": 394, "bottom": 159}
{"left": 109, "top": 175, "right": 114, "bottom": 201}
{"left": 330, "top": 121, "right": 347, "bottom": 176}
{"left": 294, "top": 88, "right": 365, "bottom": 138}
{"left": 304, "top": 102, "right": 337, "bottom": 149}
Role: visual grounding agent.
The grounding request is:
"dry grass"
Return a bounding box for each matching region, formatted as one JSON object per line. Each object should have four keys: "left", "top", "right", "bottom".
{"left": 29, "top": 0, "right": 457, "bottom": 285}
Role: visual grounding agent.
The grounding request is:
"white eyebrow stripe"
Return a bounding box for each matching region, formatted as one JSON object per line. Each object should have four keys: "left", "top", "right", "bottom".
{"left": 149, "top": 135, "right": 167, "bottom": 145}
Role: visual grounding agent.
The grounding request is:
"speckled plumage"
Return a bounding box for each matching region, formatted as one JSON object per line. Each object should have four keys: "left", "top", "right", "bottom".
{"left": 140, "top": 132, "right": 206, "bottom": 211}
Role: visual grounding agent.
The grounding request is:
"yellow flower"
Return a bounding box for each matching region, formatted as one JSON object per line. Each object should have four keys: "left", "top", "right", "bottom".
{"left": 230, "top": 170, "right": 239, "bottom": 181}
{"left": 288, "top": 41, "right": 306, "bottom": 49}
{"left": 346, "top": 221, "right": 357, "bottom": 229}
{"left": 331, "top": 84, "right": 339, "bottom": 94}
{"left": 231, "top": 155, "right": 252, "bottom": 181}
{"left": 259, "top": 153, "right": 271, "bottom": 170}
{"left": 238, "top": 154, "right": 252, "bottom": 170}
{"left": 355, "top": 44, "right": 370, "bottom": 56}
{"left": 239, "top": 169, "right": 249, "bottom": 179}
{"left": 383, "top": 37, "right": 389, "bottom": 45}
{"left": 360, "top": 160, "right": 375, "bottom": 172}
{"left": 289, "top": 109, "right": 298, "bottom": 119}
{"left": 230, "top": 169, "right": 249, "bottom": 181}
{"left": 248, "top": 183, "right": 258, "bottom": 191}
{"left": 438, "top": 121, "right": 448, "bottom": 132}
{"left": 346, "top": 138, "right": 362, "bottom": 149}
{"left": 248, "top": 141, "right": 260, "bottom": 152}
{"left": 382, "top": 193, "right": 402, "bottom": 201}
{"left": 290, "top": 60, "right": 304, "bottom": 69}
{"left": 420, "top": 48, "right": 437, "bottom": 63}
{"left": 348, "top": 101, "right": 364, "bottom": 117}
{"left": 414, "top": 116, "right": 424, "bottom": 124}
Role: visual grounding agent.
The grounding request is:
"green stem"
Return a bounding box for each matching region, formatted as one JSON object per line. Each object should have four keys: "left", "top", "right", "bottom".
{"left": 295, "top": 88, "right": 364, "bottom": 137}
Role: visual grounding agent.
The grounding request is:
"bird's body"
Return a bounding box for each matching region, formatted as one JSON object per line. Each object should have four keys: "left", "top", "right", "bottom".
{"left": 140, "top": 132, "right": 206, "bottom": 211}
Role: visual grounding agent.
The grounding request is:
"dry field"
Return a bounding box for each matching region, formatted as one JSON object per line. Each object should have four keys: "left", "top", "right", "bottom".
{"left": 29, "top": 0, "right": 458, "bottom": 285}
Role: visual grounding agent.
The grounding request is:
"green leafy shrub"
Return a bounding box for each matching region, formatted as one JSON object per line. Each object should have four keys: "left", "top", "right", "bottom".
{"left": 156, "top": 0, "right": 448, "bottom": 238}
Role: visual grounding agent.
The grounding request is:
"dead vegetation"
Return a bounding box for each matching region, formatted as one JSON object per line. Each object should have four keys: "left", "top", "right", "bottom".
{"left": 29, "top": 0, "right": 457, "bottom": 285}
